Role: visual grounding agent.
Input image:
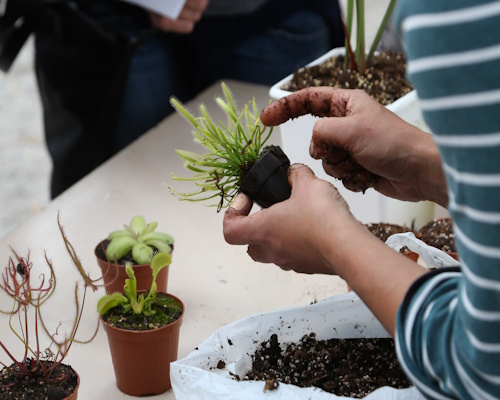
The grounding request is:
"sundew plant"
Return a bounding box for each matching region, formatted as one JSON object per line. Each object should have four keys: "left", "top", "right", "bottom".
{"left": 169, "top": 82, "right": 273, "bottom": 211}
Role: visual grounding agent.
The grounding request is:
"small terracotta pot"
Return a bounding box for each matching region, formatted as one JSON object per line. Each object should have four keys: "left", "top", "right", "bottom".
{"left": 65, "top": 368, "right": 80, "bottom": 400}
{"left": 101, "top": 293, "right": 184, "bottom": 396}
{"left": 95, "top": 241, "right": 169, "bottom": 294}
{"left": 240, "top": 145, "right": 291, "bottom": 208}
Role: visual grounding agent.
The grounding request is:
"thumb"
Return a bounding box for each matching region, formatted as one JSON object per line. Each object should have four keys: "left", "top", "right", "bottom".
{"left": 223, "top": 193, "right": 254, "bottom": 245}
{"left": 227, "top": 192, "right": 252, "bottom": 215}
{"left": 288, "top": 163, "right": 316, "bottom": 189}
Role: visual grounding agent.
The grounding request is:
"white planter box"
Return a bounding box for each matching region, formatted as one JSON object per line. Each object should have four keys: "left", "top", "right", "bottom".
{"left": 170, "top": 292, "right": 423, "bottom": 399}
{"left": 269, "top": 47, "right": 434, "bottom": 229}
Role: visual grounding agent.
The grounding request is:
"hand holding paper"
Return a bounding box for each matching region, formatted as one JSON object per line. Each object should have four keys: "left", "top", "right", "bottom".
{"left": 121, "top": 0, "right": 209, "bottom": 34}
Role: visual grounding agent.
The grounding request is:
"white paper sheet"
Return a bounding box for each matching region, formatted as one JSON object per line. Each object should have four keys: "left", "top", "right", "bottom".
{"left": 120, "top": 0, "right": 186, "bottom": 19}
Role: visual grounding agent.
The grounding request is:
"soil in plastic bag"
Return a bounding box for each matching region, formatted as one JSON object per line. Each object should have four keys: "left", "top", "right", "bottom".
{"left": 241, "top": 332, "right": 412, "bottom": 398}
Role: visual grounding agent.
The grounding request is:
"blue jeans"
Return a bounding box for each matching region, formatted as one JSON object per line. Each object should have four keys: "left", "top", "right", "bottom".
{"left": 113, "top": 10, "right": 333, "bottom": 152}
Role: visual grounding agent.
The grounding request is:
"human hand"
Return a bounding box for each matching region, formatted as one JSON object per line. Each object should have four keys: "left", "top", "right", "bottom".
{"left": 148, "top": 0, "right": 209, "bottom": 34}
{"left": 260, "top": 87, "right": 448, "bottom": 206}
{"left": 223, "top": 164, "right": 357, "bottom": 275}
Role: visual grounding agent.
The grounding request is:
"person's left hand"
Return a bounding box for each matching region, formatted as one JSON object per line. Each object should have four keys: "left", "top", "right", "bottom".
{"left": 148, "top": 0, "right": 209, "bottom": 34}
{"left": 223, "top": 164, "right": 356, "bottom": 275}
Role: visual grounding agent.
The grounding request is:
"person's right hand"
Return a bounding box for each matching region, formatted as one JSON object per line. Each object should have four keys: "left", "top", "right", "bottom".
{"left": 148, "top": 0, "right": 209, "bottom": 34}
{"left": 260, "top": 87, "right": 448, "bottom": 207}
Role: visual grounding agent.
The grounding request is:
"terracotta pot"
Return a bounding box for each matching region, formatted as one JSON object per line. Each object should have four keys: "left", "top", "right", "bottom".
{"left": 0, "top": 364, "right": 80, "bottom": 400}
{"left": 95, "top": 241, "right": 169, "bottom": 294}
{"left": 101, "top": 293, "right": 184, "bottom": 396}
{"left": 65, "top": 368, "right": 80, "bottom": 400}
{"left": 240, "top": 145, "right": 291, "bottom": 208}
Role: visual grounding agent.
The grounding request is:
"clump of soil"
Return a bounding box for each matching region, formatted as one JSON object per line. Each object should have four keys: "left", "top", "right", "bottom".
{"left": 418, "top": 218, "right": 457, "bottom": 257}
{"left": 242, "top": 333, "right": 412, "bottom": 398}
{"left": 284, "top": 51, "right": 412, "bottom": 106}
{"left": 365, "top": 222, "right": 415, "bottom": 242}
{"left": 0, "top": 361, "right": 78, "bottom": 400}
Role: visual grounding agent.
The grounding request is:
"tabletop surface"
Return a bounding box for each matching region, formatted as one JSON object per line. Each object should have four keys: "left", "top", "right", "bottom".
{"left": 0, "top": 80, "right": 347, "bottom": 399}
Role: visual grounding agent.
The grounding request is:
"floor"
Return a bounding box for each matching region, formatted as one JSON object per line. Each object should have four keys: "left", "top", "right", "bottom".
{"left": 0, "top": 38, "right": 51, "bottom": 239}
{"left": 0, "top": 0, "right": 392, "bottom": 239}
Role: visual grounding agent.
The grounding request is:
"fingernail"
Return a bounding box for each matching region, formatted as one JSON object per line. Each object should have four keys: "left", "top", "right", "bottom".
{"left": 230, "top": 193, "right": 248, "bottom": 210}
{"left": 309, "top": 141, "right": 319, "bottom": 158}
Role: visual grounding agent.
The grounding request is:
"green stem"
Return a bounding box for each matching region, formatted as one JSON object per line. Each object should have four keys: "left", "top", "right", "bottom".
{"left": 356, "top": 0, "right": 366, "bottom": 73}
{"left": 367, "top": 0, "right": 397, "bottom": 63}
{"left": 344, "top": 0, "right": 354, "bottom": 69}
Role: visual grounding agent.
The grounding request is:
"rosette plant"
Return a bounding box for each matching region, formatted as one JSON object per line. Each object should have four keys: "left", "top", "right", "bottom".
{"left": 95, "top": 215, "right": 174, "bottom": 295}
{"left": 104, "top": 215, "right": 174, "bottom": 265}
{"left": 170, "top": 82, "right": 291, "bottom": 211}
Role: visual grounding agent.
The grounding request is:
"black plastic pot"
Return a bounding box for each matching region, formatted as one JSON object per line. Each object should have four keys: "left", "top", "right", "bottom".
{"left": 240, "top": 145, "right": 291, "bottom": 208}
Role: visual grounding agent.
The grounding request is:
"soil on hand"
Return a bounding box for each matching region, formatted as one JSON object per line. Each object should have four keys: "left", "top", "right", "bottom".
{"left": 284, "top": 51, "right": 412, "bottom": 106}
{"left": 102, "top": 293, "right": 183, "bottom": 330}
{"left": 243, "top": 333, "right": 412, "bottom": 398}
{"left": 0, "top": 361, "right": 78, "bottom": 400}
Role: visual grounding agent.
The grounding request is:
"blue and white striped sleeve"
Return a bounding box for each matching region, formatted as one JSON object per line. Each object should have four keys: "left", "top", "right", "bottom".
{"left": 394, "top": 1, "right": 500, "bottom": 399}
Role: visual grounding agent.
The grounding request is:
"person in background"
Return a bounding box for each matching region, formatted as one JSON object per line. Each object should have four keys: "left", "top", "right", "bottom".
{"left": 223, "top": 0, "right": 500, "bottom": 398}
{"left": 33, "top": 0, "right": 344, "bottom": 198}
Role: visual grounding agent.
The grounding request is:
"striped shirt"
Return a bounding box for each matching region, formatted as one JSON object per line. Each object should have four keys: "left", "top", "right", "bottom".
{"left": 394, "top": 1, "right": 500, "bottom": 399}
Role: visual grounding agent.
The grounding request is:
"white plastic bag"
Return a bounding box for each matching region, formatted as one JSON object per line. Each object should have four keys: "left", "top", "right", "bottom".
{"left": 171, "top": 292, "right": 424, "bottom": 399}
{"left": 384, "top": 232, "right": 459, "bottom": 269}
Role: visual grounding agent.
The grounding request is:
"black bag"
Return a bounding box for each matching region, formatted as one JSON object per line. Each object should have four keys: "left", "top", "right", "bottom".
{"left": 0, "top": 0, "right": 64, "bottom": 71}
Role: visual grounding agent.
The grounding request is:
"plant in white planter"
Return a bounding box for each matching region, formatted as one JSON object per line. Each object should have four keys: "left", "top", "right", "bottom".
{"left": 170, "top": 82, "right": 292, "bottom": 210}
{"left": 268, "top": 1, "right": 434, "bottom": 229}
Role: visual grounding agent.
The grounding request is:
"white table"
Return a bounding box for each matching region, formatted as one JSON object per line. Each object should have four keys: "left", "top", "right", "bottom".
{"left": 0, "top": 80, "right": 347, "bottom": 399}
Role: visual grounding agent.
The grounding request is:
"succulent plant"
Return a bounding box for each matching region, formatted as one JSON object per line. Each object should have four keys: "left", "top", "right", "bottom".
{"left": 105, "top": 215, "right": 174, "bottom": 265}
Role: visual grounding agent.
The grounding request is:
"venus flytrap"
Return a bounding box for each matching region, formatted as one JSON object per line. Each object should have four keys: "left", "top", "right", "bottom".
{"left": 169, "top": 82, "right": 273, "bottom": 211}
{"left": 97, "top": 252, "right": 172, "bottom": 318}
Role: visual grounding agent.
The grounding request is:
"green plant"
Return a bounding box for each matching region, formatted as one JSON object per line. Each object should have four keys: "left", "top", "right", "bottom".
{"left": 97, "top": 253, "right": 180, "bottom": 328}
{"left": 105, "top": 215, "right": 174, "bottom": 265}
{"left": 0, "top": 215, "right": 99, "bottom": 387}
{"left": 169, "top": 82, "right": 274, "bottom": 211}
{"left": 343, "top": 0, "right": 397, "bottom": 72}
